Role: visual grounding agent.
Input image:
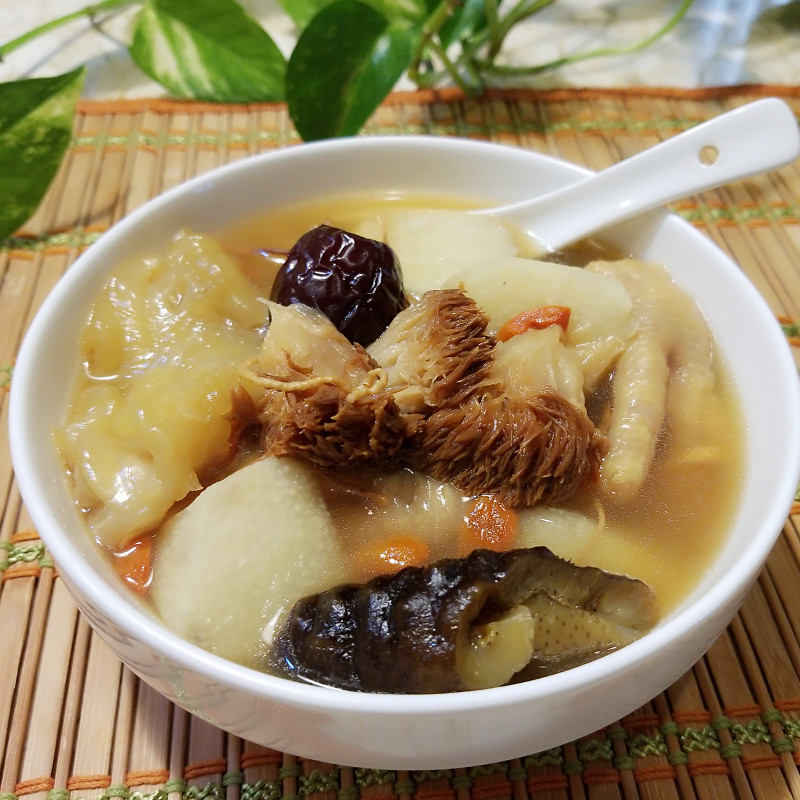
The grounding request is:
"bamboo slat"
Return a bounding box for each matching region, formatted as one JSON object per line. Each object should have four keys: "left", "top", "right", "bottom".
{"left": 1, "top": 86, "right": 800, "bottom": 800}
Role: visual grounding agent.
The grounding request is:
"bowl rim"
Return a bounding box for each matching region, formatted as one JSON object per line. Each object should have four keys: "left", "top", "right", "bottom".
{"left": 9, "top": 134, "right": 800, "bottom": 717}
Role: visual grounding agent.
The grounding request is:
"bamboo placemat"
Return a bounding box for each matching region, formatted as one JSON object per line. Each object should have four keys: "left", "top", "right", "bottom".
{"left": 2, "top": 85, "right": 800, "bottom": 800}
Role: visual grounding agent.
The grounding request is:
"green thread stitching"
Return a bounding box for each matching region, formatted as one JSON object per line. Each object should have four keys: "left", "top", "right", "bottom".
{"left": 675, "top": 202, "right": 800, "bottom": 225}
{"left": 412, "top": 770, "right": 452, "bottom": 782}
{"left": 771, "top": 736, "right": 795, "bottom": 755}
{"left": 628, "top": 732, "right": 667, "bottom": 758}
{"left": 782, "top": 717, "right": 800, "bottom": 740}
{"left": 781, "top": 319, "right": 800, "bottom": 339}
{"left": 71, "top": 129, "right": 300, "bottom": 151}
{"left": 524, "top": 747, "right": 564, "bottom": 768}
{"left": 606, "top": 724, "right": 627, "bottom": 741}
{"left": 612, "top": 755, "right": 635, "bottom": 771}
{"left": 659, "top": 721, "right": 680, "bottom": 737}
{"left": 681, "top": 725, "right": 721, "bottom": 752}
{"left": 300, "top": 769, "right": 340, "bottom": 796}
{"left": 277, "top": 765, "right": 302, "bottom": 781}
{"left": 241, "top": 779, "right": 282, "bottom": 800}
{"left": 577, "top": 738, "right": 614, "bottom": 762}
{"left": 64, "top": 114, "right": 773, "bottom": 151}
{"left": 667, "top": 751, "right": 689, "bottom": 766}
{"left": 7, "top": 709, "right": 800, "bottom": 800}
{"left": 354, "top": 769, "right": 395, "bottom": 788}
{"left": 222, "top": 771, "right": 244, "bottom": 788}
{"left": 731, "top": 720, "right": 771, "bottom": 746}
{"left": 0, "top": 363, "right": 12, "bottom": 389}
{"left": 719, "top": 743, "right": 743, "bottom": 759}
{"left": 1, "top": 540, "right": 54, "bottom": 573}
{"left": 7, "top": 541, "right": 47, "bottom": 564}
{"left": 468, "top": 763, "right": 507, "bottom": 777}
{"left": 184, "top": 783, "right": 225, "bottom": 800}
{"left": 506, "top": 766, "right": 527, "bottom": 782}
{"left": 562, "top": 758, "right": 583, "bottom": 775}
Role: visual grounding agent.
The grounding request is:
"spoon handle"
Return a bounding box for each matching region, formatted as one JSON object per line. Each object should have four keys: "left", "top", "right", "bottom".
{"left": 490, "top": 98, "right": 800, "bottom": 254}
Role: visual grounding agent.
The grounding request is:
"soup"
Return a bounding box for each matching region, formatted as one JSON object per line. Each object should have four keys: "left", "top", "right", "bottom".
{"left": 54, "top": 192, "right": 745, "bottom": 693}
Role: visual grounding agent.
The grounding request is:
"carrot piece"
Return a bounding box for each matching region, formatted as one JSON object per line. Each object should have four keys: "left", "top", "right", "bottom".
{"left": 354, "top": 535, "right": 431, "bottom": 580}
{"left": 113, "top": 535, "right": 154, "bottom": 596}
{"left": 460, "top": 495, "right": 518, "bottom": 554}
{"left": 496, "top": 305, "right": 571, "bottom": 342}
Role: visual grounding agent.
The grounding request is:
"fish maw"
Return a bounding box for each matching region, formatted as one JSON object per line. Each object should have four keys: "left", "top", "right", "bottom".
{"left": 150, "top": 457, "right": 348, "bottom": 668}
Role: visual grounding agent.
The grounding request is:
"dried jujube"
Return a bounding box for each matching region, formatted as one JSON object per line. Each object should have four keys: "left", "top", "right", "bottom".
{"left": 270, "top": 225, "right": 406, "bottom": 346}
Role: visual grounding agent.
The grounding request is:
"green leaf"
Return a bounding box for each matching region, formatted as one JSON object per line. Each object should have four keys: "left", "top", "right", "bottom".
{"left": 130, "top": 0, "right": 287, "bottom": 102}
{"left": 0, "top": 67, "right": 85, "bottom": 243}
{"left": 437, "top": 0, "right": 487, "bottom": 47}
{"left": 751, "top": 0, "right": 800, "bottom": 36}
{"left": 280, "top": 0, "right": 426, "bottom": 29}
{"left": 366, "top": 0, "right": 428, "bottom": 23}
{"left": 287, "top": 0, "right": 419, "bottom": 140}
{"left": 277, "top": 0, "right": 331, "bottom": 28}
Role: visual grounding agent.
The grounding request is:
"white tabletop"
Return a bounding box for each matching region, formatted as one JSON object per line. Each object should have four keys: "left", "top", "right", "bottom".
{"left": 1, "top": 0, "right": 799, "bottom": 98}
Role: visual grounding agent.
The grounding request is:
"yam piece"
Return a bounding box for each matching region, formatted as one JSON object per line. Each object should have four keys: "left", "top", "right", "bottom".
{"left": 150, "top": 457, "right": 349, "bottom": 668}
{"left": 359, "top": 209, "right": 519, "bottom": 298}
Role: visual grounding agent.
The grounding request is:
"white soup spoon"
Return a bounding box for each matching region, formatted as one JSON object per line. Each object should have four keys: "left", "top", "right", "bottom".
{"left": 479, "top": 97, "right": 800, "bottom": 255}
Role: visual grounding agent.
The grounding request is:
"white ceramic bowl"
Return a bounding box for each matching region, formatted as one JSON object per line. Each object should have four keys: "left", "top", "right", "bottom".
{"left": 10, "top": 136, "right": 800, "bottom": 769}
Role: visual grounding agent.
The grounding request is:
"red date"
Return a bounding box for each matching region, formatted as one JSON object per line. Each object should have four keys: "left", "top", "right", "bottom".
{"left": 270, "top": 225, "right": 406, "bottom": 346}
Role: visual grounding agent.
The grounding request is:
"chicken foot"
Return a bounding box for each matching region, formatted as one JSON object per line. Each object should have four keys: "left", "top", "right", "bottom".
{"left": 586, "top": 259, "right": 716, "bottom": 500}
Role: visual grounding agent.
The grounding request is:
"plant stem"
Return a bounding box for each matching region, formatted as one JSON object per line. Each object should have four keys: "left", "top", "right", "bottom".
{"left": 408, "top": 0, "right": 479, "bottom": 92}
{"left": 475, "top": 0, "right": 696, "bottom": 78}
{"left": 487, "top": 0, "right": 557, "bottom": 58}
{"left": 0, "top": 0, "right": 138, "bottom": 60}
{"left": 483, "top": 0, "right": 501, "bottom": 50}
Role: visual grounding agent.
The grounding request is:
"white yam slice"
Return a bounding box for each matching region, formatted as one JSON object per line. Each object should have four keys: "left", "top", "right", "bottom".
{"left": 448, "top": 257, "right": 632, "bottom": 344}
{"left": 150, "top": 457, "right": 348, "bottom": 668}
{"left": 356, "top": 210, "right": 519, "bottom": 298}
